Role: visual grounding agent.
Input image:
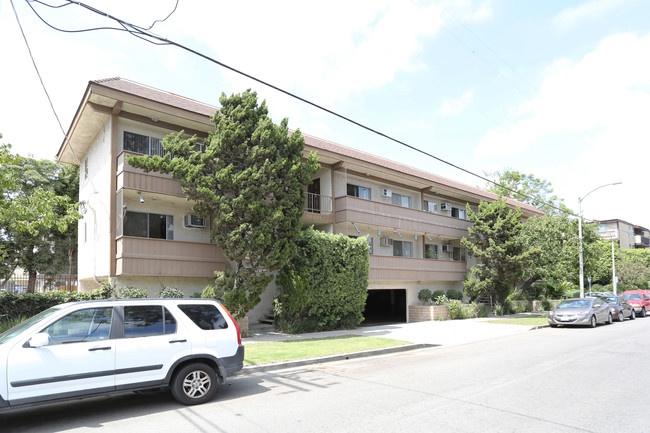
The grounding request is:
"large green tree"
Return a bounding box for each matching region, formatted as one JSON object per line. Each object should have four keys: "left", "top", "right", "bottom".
{"left": 461, "top": 198, "right": 532, "bottom": 303}
{"left": 485, "top": 169, "right": 568, "bottom": 215}
{"left": 127, "top": 90, "right": 320, "bottom": 318}
{"left": 518, "top": 215, "right": 602, "bottom": 297}
{"left": 1, "top": 140, "right": 80, "bottom": 292}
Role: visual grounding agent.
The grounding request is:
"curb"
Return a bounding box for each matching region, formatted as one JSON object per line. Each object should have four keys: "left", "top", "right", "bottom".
{"left": 239, "top": 343, "right": 437, "bottom": 374}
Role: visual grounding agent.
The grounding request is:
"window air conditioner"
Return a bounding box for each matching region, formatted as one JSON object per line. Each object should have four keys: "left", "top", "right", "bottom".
{"left": 440, "top": 202, "right": 452, "bottom": 211}
{"left": 380, "top": 237, "right": 394, "bottom": 247}
{"left": 184, "top": 214, "right": 206, "bottom": 228}
{"left": 442, "top": 245, "right": 453, "bottom": 253}
{"left": 381, "top": 188, "right": 393, "bottom": 198}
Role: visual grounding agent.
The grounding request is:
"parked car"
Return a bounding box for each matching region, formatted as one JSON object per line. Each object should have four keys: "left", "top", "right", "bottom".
{"left": 602, "top": 295, "right": 635, "bottom": 321}
{"left": 622, "top": 290, "right": 650, "bottom": 318}
{"left": 548, "top": 297, "right": 613, "bottom": 327}
{"left": 587, "top": 291, "right": 615, "bottom": 298}
{"left": 0, "top": 298, "right": 244, "bottom": 411}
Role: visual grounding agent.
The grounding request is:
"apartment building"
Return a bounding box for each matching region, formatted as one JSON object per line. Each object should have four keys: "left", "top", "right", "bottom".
{"left": 58, "top": 78, "right": 543, "bottom": 323}
{"left": 596, "top": 219, "right": 650, "bottom": 249}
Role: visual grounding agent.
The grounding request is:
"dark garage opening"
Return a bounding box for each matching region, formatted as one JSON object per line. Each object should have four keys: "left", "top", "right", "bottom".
{"left": 363, "top": 289, "right": 406, "bottom": 324}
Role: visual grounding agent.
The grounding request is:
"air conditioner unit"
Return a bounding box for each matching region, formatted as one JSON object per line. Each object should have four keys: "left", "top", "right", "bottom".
{"left": 442, "top": 245, "right": 453, "bottom": 253}
{"left": 381, "top": 188, "right": 392, "bottom": 198}
{"left": 380, "top": 237, "right": 393, "bottom": 247}
{"left": 184, "top": 214, "right": 206, "bottom": 228}
{"left": 440, "top": 202, "right": 452, "bottom": 211}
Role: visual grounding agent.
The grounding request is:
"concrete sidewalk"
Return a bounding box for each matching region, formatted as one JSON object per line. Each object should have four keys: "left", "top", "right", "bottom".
{"left": 241, "top": 315, "right": 547, "bottom": 373}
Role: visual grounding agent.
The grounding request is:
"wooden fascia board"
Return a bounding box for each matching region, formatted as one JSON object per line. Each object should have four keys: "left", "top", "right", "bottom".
{"left": 57, "top": 83, "right": 94, "bottom": 161}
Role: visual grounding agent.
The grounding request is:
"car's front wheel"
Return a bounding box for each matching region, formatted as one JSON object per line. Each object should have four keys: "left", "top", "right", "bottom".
{"left": 171, "top": 362, "right": 218, "bottom": 405}
{"left": 607, "top": 313, "right": 613, "bottom": 325}
{"left": 617, "top": 311, "right": 625, "bottom": 322}
{"left": 641, "top": 308, "right": 647, "bottom": 318}
{"left": 590, "top": 315, "right": 597, "bottom": 328}
{"left": 630, "top": 309, "right": 636, "bottom": 320}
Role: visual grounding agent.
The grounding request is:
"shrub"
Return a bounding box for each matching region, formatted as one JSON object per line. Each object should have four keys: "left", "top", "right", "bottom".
{"left": 274, "top": 228, "right": 369, "bottom": 333}
{"left": 0, "top": 316, "right": 27, "bottom": 334}
{"left": 159, "top": 285, "right": 184, "bottom": 298}
{"left": 432, "top": 290, "right": 446, "bottom": 303}
{"left": 477, "top": 305, "right": 490, "bottom": 318}
{"left": 447, "top": 289, "right": 463, "bottom": 300}
{"left": 418, "top": 289, "right": 432, "bottom": 305}
{"left": 446, "top": 299, "right": 478, "bottom": 319}
{"left": 117, "top": 287, "right": 148, "bottom": 299}
{"left": 541, "top": 298, "right": 552, "bottom": 311}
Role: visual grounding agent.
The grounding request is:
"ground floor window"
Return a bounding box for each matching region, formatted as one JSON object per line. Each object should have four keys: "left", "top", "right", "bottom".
{"left": 124, "top": 211, "right": 174, "bottom": 239}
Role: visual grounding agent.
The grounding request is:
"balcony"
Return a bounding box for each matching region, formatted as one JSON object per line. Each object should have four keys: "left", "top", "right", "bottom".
{"left": 335, "top": 196, "right": 471, "bottom": 238}
{"left": 302, "top": 192, "right": 334, "bottom": 224}
{"left": 116, "top": 237, "right": 226, "bottom": 277}
{"left": 370, "top": 255, "right": 466, "bottom": 282}
{"left": 634, "top": 235, "right": 650, "bottom": 248}
{"left": 116, "top": 151, "right": 185, "bottom": 196}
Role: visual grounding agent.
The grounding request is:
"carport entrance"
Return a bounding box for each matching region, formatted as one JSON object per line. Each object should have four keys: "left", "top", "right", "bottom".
{"left": 363, "top": 289, "right": 406, "bottom": 323}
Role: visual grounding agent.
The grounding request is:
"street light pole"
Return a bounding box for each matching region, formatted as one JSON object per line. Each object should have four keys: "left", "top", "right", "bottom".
{"left": 578, "top": 182, "right": 622, "bottom": 298}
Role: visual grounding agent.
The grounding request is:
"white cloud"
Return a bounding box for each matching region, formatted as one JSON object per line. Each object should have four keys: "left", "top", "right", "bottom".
{"left": 551, "top": 0, "right": 627, "bottom": 31}
{"left": 439, "top": 91, "right": 474, "bottom": 116}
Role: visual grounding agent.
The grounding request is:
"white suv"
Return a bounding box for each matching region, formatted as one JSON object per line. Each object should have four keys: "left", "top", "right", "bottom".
{"left": 0, "top": 298, "right": 244, "bottom": 410}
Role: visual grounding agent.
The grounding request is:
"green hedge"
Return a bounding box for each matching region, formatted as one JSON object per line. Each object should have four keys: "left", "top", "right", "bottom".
{"left": 0, "top": 285, "right": 113, "bottom": 323}
{"left": 274, "top": 228, "right": 369, "bottom": 333}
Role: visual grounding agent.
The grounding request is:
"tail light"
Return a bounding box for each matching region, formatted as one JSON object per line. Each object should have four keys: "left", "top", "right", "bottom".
{"left": 221, "top": 305, "right": 242, "bottom": 345}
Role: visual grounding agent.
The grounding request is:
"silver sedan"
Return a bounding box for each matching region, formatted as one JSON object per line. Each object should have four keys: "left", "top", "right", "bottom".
{"left": 548, "top": 297, "right": 613, "bottom": 327}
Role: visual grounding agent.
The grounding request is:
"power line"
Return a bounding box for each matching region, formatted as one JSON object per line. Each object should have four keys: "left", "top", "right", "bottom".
{"left": 22, "top": 0, "right": 575, "bottom": 218}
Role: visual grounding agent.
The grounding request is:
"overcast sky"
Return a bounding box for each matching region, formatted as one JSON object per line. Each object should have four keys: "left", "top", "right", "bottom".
{"left": 1, "top": 0, "right": 649, "bottom": 229}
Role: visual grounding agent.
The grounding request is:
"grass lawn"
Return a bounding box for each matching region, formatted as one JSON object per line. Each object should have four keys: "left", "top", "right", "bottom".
{"left": 487, "top": 314, "right": 548, "bottom": 326}
{"left": 244, "top": 335, "right": 411, "bottom": 366}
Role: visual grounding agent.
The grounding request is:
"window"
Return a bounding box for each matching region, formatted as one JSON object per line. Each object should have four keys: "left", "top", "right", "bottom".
{"left": 424, "top": 200, "right": 437, "bottom": 213}
{"left": 452, "top": 247, "right": 466, "bottom": 262}
{"left": 367, "top": 237, "right": 374, "bottom": 255}
{"left": 392, "top": 193, "right": 411, "bottom": 208}
{"left": 425, "top": 244, "right": 438, "bottom": 259}
{"left": 178, "top": 304, "right": 228, "bottom": 330}
{"left": 124, "top": 306, "right": 176, "bottom": 337}
{"left": 347, "top": 183, "right": 371, "bottom": 200}
{"left": 124, "top": 131, "right": 164, "bottom": 157}
{"left": 452, "top": 207, "right": 466, "bottom": 219}
{"left": 42, "top": 308, "right": 113, "bottom": 345}
{"left": 123, "top": 211, "right": 174, "bottom": 240}
{"left": 393, "top": 240, "right": 412, "bottom": 257}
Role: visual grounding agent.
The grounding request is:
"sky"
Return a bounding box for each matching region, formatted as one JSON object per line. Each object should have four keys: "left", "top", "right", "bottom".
{"left": 1, "top": 0, "right": 649, "bottom": 229}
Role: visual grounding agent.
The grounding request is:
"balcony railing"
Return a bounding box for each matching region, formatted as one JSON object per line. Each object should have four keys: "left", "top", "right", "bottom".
{"left": 116, "top": 236, "right": 226, "bottom": 277}
{"left": 304, "top": 192, "right": 332, "bottom": 214}
{"left": 335, "top": 196, "right": 471, "bottom": 238}
{"left": 369, "top": 255, "right": 466, "bottom": 282}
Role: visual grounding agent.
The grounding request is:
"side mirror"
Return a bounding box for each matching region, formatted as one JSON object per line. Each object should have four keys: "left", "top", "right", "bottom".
{"left": 29, "top": 333, "right": 50, "bottom": 348}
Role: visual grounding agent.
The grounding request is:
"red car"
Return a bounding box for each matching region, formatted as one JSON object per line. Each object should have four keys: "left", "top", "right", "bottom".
{"left": 622, "top": 290, "right": 650, "bottom": 317}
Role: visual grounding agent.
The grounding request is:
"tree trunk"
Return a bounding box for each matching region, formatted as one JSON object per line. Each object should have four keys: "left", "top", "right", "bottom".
{"left": 27, "top": 271, "right": 37, "bottom": 293}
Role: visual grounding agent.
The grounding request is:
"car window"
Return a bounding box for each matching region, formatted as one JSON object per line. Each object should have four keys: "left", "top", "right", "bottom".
{"left": 124, "top": 306, "right": 177, "bottom": 337}
{"left": 42, "top": 308, "right": 113, "bottom": 345}
{"left": 624, "top": 294, "right": 641, "bottom": 300}
{"left": 178, "top": 304, "right": 228, "bottom": 330}
{"left": 0, "top": 307, "right": 61, "bottom": 345}
{"left": 557, "top": 300, "right": 590, "bottom": 309}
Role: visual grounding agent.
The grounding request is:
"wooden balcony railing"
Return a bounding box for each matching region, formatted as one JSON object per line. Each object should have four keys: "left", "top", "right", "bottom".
{"left": 369, "top": 255, "right": 467, "bottom": 282}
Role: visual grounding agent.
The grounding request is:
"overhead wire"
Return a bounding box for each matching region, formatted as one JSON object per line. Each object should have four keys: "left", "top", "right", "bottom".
{"left": 19, "top": 0, "right": 576, "bottom": 218}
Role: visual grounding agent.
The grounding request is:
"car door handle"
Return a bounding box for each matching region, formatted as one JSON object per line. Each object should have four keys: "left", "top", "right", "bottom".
{"left": 169, "top": 339, "right": 187, "bottom": 344}
{"left": 88, "top": 346, "right": 112, "bottom": 351}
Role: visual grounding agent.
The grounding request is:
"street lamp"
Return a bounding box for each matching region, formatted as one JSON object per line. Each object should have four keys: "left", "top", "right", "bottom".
{"left": 578, "top": 182, "right": 622, "bottom": 298}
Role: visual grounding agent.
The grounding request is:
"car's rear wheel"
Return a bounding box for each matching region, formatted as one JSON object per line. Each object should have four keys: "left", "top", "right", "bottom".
{"left": 607, "top": 313, "right": 613, "bottom": 324}
{"left": 171, "top": 362, "right": 218, "bottom": 405}
{"left": 590, "top": 315, "right": 597, "bottom": 328}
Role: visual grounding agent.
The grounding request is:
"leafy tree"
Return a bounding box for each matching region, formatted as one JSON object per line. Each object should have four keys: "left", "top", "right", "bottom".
{"left": 1, "top": 142, "right": 80, "bottom": 292}
{"left": 461, "top": 198, "right": 532, "bottom": 303}
{"left": 617, "top": 249, "right": 650, "bottom": 289}
{"left": 127, "top": 90, "right": 320, "bottom": 318}
{"left": 518, "top": 215, "right": 602, "bottom": 297}
{"left": 485, "top": 169, "right": 568, "bottom": 215}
